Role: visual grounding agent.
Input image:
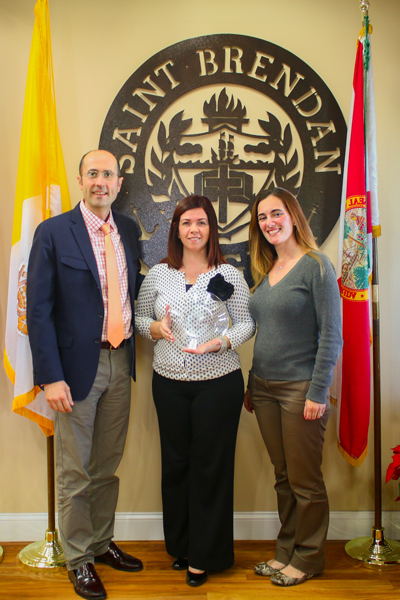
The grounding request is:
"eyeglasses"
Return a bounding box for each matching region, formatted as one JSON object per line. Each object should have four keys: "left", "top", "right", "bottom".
{"left": 83, "top": 169, "right": 118, "bottom": 180}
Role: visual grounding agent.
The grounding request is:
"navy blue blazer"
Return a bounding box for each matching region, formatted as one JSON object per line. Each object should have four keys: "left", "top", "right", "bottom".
{"left": 27, "top": 203, "right": 142, "bottom": 401}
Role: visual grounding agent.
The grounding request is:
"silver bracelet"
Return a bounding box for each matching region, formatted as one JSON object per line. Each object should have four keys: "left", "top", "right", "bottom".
{"left": 216, "top": 337, "right": 228, "bottom": 354}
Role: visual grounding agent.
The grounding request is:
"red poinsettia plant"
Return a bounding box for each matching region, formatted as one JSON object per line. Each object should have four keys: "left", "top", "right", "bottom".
{"left": 385, "top": 445, "right": 400, "bottom": 501}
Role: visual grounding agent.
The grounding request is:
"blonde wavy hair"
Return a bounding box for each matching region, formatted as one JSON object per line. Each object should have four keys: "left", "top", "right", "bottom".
{"left": 249, "top": 188, "right": 321, "bottom": 290}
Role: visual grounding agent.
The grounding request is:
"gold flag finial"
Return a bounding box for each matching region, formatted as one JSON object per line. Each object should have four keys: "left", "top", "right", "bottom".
{"left": 360, "top": 0, "right": 369, "bottom": 17}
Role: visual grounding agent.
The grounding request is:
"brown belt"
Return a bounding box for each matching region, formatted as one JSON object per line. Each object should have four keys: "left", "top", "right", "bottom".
{"left": 100, "top": 338, "right": 130, "bottom": 351}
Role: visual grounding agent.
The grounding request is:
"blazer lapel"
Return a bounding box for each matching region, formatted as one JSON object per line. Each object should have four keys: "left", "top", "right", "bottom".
{"left": 69, "top": 204, "right": 101, "bottom": 289}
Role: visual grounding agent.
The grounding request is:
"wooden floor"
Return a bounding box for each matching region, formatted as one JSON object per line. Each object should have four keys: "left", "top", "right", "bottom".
{"left": 1, "top": 540, "right": 400, "bottom": 599}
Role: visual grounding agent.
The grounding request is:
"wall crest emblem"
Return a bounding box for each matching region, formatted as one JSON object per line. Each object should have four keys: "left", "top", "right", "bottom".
{"left": 100, "top": 34, "right": 346, "bottom": 284}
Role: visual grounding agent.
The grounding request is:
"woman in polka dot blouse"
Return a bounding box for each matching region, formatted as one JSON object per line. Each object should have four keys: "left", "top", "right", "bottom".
{"left": 135, "top": 195, "right": 255, "bottom": 587}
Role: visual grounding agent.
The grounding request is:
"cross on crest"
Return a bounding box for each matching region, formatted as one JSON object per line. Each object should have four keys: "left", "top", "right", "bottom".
{"left": 194, "top": 132, "right": 253, "bottom": 233}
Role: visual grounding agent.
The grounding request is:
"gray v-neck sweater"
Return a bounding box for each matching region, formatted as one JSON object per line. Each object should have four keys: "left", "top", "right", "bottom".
{"left": 249, "top": 253, "right": 343, "bottom": 404}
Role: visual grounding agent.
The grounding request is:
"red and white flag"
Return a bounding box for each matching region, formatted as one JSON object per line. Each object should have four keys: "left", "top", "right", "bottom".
{"left": 333, "top": 24, "right": 380, "bottom": 466}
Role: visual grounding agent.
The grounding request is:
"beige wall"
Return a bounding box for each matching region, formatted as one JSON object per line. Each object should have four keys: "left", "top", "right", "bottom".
{"left": 0, "top": 0, "right": 399, "bottom": 518}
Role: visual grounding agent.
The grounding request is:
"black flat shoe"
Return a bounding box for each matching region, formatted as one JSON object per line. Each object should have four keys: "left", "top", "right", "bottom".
{"left": 172, "top": 557, "right": 188, "bottom": 570}
{"left": 186, "top": 569, "right": 208, "bottom": 587}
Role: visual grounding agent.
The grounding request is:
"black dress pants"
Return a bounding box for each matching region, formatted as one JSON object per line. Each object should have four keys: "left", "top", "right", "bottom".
{"left": 152, "top": 369, "right": 244, "bottom": 571}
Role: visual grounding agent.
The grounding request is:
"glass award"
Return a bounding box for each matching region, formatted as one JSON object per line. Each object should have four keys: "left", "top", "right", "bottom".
{"left": 182, "top": 290, "right": 229, "bottom": 349}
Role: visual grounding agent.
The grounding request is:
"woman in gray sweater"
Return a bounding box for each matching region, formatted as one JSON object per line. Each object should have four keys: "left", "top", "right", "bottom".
{"left": 244, "top": 187, "right": 342, "bottom": 587}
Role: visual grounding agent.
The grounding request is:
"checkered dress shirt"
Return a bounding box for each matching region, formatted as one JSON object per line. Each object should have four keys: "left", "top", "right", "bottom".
{"left": 80, "top": 200, "right": 132, "bottom": 341}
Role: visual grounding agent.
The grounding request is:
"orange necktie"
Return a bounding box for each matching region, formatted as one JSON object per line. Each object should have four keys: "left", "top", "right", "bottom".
{"left": 101, "top": 223, "right": 124, "bottom": 348}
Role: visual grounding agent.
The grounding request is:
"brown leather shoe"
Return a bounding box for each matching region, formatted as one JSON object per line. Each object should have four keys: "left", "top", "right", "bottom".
{"left": 68, "top": 563, "right": 107, "bottom": 599}
{"left": 96, "top": 541, "right": 143, "bottom": 572}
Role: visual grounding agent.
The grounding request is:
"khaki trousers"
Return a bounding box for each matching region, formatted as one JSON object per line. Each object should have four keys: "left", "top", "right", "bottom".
{"left": 250, "top": 372, "right": 329, "bottom": 574}
{"left": 55, "top": 344, "right": 132, "bottom": 570}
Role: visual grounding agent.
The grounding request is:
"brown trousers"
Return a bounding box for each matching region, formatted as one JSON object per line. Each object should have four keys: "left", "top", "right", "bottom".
{"left": 250, "top": 372, "right": 329, "bottom": 574}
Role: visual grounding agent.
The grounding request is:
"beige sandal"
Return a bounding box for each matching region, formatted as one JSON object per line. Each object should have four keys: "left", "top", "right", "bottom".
{"left": 270, "top": 571, "right": 315, "bottom": 586}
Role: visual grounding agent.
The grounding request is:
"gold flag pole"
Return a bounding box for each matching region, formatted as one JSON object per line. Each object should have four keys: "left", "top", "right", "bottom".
{"left": 0, "top": 545, "right": 3, "bottom": 564}
{"left": 345, "top": 2, "right": 400, "bottom": 568}
{"left": 346, "top": 238, "right": 400, "bottom": 568}
{"left": 18, "top": 436, "right": 66, "bottom": 570}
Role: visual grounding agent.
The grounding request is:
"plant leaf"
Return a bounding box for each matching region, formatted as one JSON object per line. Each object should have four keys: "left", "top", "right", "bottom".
{"left": 169, "top": 110, "right": 192, "bottom": 139}
{"left": 151, "top": 148, "right": 163, "bottom": 174}
{"left": 148, "top": 169, "right": 168, "bottom": 196}
{"left": 282, "top": 123, "right": 293, "bottom": 154}
{"left": 157, "top": 122, "right": 167, "bottom": 152}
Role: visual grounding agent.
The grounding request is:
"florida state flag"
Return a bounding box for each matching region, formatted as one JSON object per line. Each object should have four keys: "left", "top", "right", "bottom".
{"left": 333, "top": 25, "right": 380, "bottom": 466}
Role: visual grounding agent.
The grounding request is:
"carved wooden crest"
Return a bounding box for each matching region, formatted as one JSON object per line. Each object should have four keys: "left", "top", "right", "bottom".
{"left": 100, "top": 34, "right": 346, "bottom": 284}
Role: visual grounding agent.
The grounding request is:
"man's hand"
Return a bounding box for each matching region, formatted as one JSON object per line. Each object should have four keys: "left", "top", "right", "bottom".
{"left": 43, "top": 380, "right": 74, "bottom": 413}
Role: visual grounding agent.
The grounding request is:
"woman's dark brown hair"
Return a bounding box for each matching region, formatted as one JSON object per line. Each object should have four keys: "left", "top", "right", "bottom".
{"left": 162, "top": 195, "right": 226, "bottom": 269}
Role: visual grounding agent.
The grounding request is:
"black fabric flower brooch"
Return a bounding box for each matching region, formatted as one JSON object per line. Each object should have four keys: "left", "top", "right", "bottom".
{"left": 207, "top": 274, "right": 234, "bottom": 301}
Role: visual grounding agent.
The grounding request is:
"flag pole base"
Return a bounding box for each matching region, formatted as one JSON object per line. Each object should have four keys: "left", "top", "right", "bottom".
{"left": 345, "top": 527, "right": 400, "bottom": 569}
{"left": 0, "top": 545, "right": 3, "bottom": 564}
{"left": 18, "top": 529, "right": 66, "bottom": 571}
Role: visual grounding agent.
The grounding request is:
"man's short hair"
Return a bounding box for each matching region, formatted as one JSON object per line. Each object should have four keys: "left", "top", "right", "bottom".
{"left": 79, "top": 150, "right": 121, "bottom": 177}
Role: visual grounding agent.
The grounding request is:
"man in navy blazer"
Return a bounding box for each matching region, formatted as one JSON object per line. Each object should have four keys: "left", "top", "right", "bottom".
{"left": 27, "top": 150, "right": 143, "bottom": 600}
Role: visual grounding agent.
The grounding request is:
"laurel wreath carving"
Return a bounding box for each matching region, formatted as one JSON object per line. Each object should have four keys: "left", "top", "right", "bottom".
{"left": 244, "top": 112, "right": 300, "bottom": 194}
{"left": 148, "top": 108, "right": 300, "bottom": 222}
{"left": 148, "top": 111, "right": 202, "bottom": 218}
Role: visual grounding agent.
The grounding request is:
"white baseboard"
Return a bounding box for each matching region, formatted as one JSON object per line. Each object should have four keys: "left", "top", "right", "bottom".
{"left": 0, "top": 511, "right": 399, "bottom": 543}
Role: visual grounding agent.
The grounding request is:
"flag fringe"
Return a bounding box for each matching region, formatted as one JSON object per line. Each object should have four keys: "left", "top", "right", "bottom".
{"left": 12, "top": 405, "right": 53, "bottom": 437}
{"left": 4, "top": 349, "right": 16, "bottom": 386}
{"left": 330, "top": 395, "right": 337, "bottom": 407}
{"left": 372, "top": 224, "right": 381, "bottom": 238}
{"left": 12, "top": 385, "right": 54, "bottom": 436}
{"left": 337, "top": 440, "right": 368, "bottom": 467}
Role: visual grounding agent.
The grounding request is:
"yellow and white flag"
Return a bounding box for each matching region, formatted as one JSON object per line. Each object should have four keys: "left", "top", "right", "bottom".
{"left": 4, "top": 0, "right": 70, "bottom": 436}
